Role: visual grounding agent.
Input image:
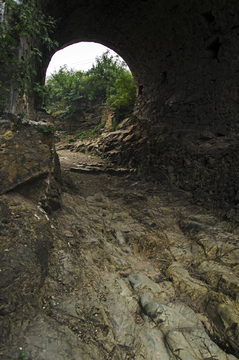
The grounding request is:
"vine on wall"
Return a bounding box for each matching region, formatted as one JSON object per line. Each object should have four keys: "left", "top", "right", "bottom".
{"left": 0, "top": 0, "right": 58, "bottom": 113}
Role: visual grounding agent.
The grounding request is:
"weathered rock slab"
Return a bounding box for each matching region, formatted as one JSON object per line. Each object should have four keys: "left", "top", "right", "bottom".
{"left": 0, "top": 125, "right": 54, "bottom": 194}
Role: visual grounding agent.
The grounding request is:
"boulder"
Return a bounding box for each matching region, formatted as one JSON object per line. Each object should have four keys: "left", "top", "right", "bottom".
{"left": 0, "top": 121, "right": 61, "bottom": 213}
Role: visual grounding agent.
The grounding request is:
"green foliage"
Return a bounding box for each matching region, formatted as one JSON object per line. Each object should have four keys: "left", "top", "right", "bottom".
{"left": 109, "top": 119, "right": 119, "bottom": 132}
{"left": 45, "top": 51, "right": 136, "bottom": 126}
{"left": 0, "top": 0, "right": 58, "bottom": 112}
{"left": 37, "top": 125, "right": 56, "bottom": 136}
{"left": 18, "top": 353, "right": 26, "bottom": 360}
{"left": 106, "top": 71, "right": 136, "bottom": 123}
{"left": 45, "top": 51, "right": 128, "bottom": 117}
{"left": 82, "top": 50, "right": 127, "bottom": 101}
{"left": 74, "top": 123, "right": 103, "bottom": 141}
{"left": 61, "top": 122, "right": 106, "bottom": 143}
{"left": 45, "top": 65, "right": 83, "bottom": 118}
{"left": 33, "top": 82, "right": 52, "bottom": 109}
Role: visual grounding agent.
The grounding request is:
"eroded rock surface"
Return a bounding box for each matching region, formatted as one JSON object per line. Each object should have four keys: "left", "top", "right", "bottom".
{"left": 0, "top": 121, "right": 61, "bottom": 213}
{"left": 61, "top": 117, "right": 239, "bottom": 213}
{"left": 0, "top": 151, "right": 239, "bottom": 359}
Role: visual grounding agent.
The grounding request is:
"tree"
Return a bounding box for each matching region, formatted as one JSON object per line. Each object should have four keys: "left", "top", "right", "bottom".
{"left": 45, "top": 51, "right": 128, "bottom": 116}
{"left": 82, "top": 50, "right": 127, "bottom": 101}
{"left": 45, "top": 51, "right": 136, "bottom": 128}
{"left": 45, "top": 65, "right": 84, "bottom": 118}
{"left": 106, "top": 70, "right": 136, "bottom": 122}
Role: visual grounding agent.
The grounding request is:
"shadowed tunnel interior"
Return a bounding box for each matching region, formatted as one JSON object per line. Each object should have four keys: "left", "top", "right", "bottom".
{"left": 37, "top": 0, "right": 239, "bottom": 209}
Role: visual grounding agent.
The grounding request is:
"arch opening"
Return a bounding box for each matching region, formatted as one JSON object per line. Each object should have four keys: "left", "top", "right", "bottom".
{"left": 44, "top": 41, "right": 137, "bottom": 135}
{"left": 46, "top": 41, "right": 131, "bottom": 79}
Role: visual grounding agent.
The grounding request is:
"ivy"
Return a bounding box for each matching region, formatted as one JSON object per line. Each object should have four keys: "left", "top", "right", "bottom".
{"left": 0, "top": 0, "right": 58, "bottom": 112}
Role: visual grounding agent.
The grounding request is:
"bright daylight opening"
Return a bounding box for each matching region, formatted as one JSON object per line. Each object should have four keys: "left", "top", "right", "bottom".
{"left": 44, "top": 41, "right": 136, "bottom": 139}
{"left": 46, "top": 42, "right": 127, "bottom": 78}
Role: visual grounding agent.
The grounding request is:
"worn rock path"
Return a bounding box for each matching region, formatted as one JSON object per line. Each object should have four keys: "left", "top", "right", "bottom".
{"left": 1, "top": 150, "right": 239, "bottom": 360}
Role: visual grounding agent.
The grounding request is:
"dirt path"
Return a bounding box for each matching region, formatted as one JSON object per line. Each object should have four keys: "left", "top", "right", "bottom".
{"left": 58, "top": 150, "right": 106, "bottom": 170}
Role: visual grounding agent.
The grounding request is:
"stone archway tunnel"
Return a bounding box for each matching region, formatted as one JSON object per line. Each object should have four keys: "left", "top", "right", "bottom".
{"left": 40, "top": 0, "right": 239, "bottom": 210}
{"left": 3, "top": 0, "right": 239, "bottom": 210}
{"left": 42, "top": 0, "right": 239, "bottom": 132}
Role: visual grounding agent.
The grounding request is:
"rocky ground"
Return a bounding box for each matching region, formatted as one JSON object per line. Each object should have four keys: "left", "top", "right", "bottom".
{"left": 1, "top": 147, "right": 239, "bottom": 360}
{"left": 57, "top": 117, "right": 239, "bottom": 215}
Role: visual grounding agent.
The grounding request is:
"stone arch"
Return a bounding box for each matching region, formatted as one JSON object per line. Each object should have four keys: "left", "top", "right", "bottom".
{"left": 39, "top": 0, "right": 239, "bottom": 133}
{"left": 31, "top": 0, "right": 239, "bottom": 207}
{"left": 2, "top": 0, "right": 239, "bottom": 207}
